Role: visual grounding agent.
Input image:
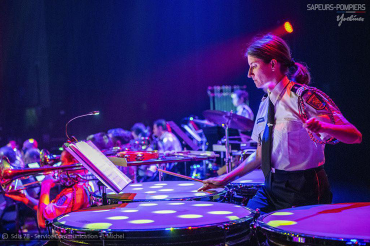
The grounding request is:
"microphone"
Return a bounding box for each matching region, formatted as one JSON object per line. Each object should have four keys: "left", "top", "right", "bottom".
{"left": 65, "top": 111, "right": 100, "bottom": 142}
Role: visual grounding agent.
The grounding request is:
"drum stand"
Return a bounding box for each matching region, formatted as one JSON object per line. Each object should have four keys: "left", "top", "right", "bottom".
{"left": 223, "top": 112, "right": 233, "bottom": 173}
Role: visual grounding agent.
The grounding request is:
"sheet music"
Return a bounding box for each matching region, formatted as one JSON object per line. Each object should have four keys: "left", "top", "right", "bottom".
{"left": 66, "top": 141, "right": 131, "bottom": 193}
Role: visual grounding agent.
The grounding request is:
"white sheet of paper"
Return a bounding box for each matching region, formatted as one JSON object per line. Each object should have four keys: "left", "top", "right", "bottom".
{"left": 67, "top": 141, "right": 131, "bottom": 193}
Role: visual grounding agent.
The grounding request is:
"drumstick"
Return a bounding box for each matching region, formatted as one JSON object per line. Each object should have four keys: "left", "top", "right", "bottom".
{"left": 157, "top": 169, "right": 205, "bottom": 183}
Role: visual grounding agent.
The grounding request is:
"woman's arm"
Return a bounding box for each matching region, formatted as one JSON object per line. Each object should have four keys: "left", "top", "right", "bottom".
{"left": 198, "top": 145, "right": 262, "bottom": 191}
{"left": 304, "top": 118, "right": 362, "bottom": 144}
{"left": 37, "top": 178, "right": 55, "bottom": 228}
{"left": 5, "top": 189, "right": 39, "bottom": 211}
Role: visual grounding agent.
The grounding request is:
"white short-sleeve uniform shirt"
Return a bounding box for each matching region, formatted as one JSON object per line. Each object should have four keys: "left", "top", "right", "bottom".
{"left": 251, "top": 76, "right": 348, "bottom": 171}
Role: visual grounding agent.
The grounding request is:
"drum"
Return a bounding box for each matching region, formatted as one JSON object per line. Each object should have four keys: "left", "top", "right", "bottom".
{"left": 51, "top": 201, "right": 255, "bottom": 245}
{"left": 257, "top": 202, "right": 370, "bottom": 245}
{"left": 226, "top": 170, "right": 265, "bottom": 205}
{"left": 92, "top": 181, "right": 225, "bottom": 205}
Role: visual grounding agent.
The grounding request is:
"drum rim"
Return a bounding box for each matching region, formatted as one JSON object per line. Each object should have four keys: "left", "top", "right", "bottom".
{"left": 226, "top": 183, "right": 264, "bottom": 188}
{"left": 92, "top": 193, "right": 226, "bottom": 202}
{"left": 257, "top": 208, "right": 370, "bottom": 245}
{"left": 51, "top": 204, "right": 255, "bottom": 233}
{"left": 92, "top": 185, "right": 227, "bottom": 202}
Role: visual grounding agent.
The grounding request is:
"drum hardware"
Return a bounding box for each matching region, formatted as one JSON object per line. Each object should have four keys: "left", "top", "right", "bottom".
{"left": 91, "top": 181, "right": 225, "bottom": 205}
{"left": 204, "top": 110, "right": 254, "bottom": 174}
{"left": 225, "top": 170, "right": 265, "bottom": 206}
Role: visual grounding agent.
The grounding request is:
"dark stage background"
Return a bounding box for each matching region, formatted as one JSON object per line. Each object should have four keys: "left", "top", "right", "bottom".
{"left": 0, "top": 0, "right": 369, "bottom": 201}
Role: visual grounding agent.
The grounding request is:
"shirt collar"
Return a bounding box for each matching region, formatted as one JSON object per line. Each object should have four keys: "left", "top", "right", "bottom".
{"left": 268, "top": 76, "right": 290, "bottom": 105}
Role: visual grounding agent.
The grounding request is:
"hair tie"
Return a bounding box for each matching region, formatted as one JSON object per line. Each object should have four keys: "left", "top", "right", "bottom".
{"left": 290, "top": 59, "right": 296, "bottom": 67}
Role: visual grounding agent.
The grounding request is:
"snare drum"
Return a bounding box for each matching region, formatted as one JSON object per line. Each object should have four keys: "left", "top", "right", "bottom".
{"left": 226, "top": 170, "right": 265, "bottom": 205}
{"left": 51, "top": 201, "right": 254, "bottom": 245}
{"left": 257, "top": 202, "right": 370, "bottom": 245}
{"left": 92, "top": 181, "right": 225, "bottom": 205}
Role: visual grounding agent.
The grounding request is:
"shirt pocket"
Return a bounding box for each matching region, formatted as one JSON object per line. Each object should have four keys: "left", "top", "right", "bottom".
{"left": 285, "top": 121, "right": 306, "bottom": 161}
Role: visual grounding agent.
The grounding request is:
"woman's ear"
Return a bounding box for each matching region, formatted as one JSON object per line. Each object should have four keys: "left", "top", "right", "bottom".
{"left": 270, "top": 59, "right": 277, "bottom": 70}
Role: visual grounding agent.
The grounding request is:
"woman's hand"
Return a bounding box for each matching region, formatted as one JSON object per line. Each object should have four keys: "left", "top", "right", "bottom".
{"left": 303, "top": 117, "right": 327, "bottom": 133}
{"left": 303, "top": 117, "right": 362, "bottom": 144}
{"left": 198, "top": 175, "right": 228, "bottom": 192}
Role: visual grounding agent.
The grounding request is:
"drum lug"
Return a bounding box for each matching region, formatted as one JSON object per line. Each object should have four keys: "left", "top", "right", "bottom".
{"left": 99, "top": 231, "right": 108, "bottom": 245}
{"left": 250, "top": 208, "right": 260, "bottom": 232}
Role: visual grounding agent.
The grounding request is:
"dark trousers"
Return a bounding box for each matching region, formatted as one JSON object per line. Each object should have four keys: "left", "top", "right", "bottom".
{"left": 247, "top": 166, "right": 332, "bottom": 214}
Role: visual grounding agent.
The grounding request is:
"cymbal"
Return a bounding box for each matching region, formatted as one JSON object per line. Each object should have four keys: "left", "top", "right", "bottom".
{"left": 203, "top": 110, "right": 254, "bottom": 131}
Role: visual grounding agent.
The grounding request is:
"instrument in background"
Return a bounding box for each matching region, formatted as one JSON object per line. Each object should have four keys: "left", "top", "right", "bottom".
{"left": 122, "top": 152, "right": 218, "bottom": 167}
{"left": 256, "top": 203, "right": 370, "bottom": 245}
{"left": 0, "top": 157, "right": 94, "bottom": 193}
{"left": 39, "top": 149, "right": 61, "bottom": 166}
{"left": 91, "top": 181, "right": 224, "bottom": 205}
{"left": 167, "top": 121, "right": 199, "bottom": 151}
{"left": 116, "top": 150, "right": 159, "bottom": 162}
{"left": 129, "top": 137, "right": 152, "bottom": 151}
{"left": 203, "top": 110, "right": 254, "bottom": 132}
{"left": 207, "top": 85, "right": 248, "bottom": 111}
{"left": 51, "top": 201, "right": 255, "bottom": 245}
{"left": 225, "top": 170, "right": 265, "bottom": 206}
{"left": 204, "top": 110, "right": 254, "bottom": 174}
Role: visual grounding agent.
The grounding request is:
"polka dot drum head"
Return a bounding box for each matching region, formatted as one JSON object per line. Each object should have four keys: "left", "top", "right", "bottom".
{"left": 258, "top": 203, "right": 370, "bottom": 244}
{"left": 229, "top": 170, "right": 265, "bottom": 186}
{"left": 53, "top": 201, "right": 253, "bottom": 230}
{"left": 95, "top": 181, "right": 224, "bottom": 201}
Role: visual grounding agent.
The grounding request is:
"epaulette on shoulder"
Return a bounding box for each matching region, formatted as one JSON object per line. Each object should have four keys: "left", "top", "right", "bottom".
{"left": 292, "top": 84, "right": 328, "bottom": 110}
{"left": 291, "top": 84, "right": 310, "bottom": 97}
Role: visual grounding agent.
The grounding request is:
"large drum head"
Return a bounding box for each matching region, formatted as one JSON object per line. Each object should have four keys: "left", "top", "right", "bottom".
{"left": 230, "top": 170, "right": 265, "bottom": 187}
{"left": 52, "top": 201, "right": 254, "bottom": 245}
{"left": 257, "top": 203, "right": 370, "bottom": 245}
{"left": 93, "top": 181, "right": 224, "bottom": 203}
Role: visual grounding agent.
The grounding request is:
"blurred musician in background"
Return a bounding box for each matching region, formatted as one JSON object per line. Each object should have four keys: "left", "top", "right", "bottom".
{"left": 131, "top": 123, "right": 151, "bottom": 140}
{"left": 86, "top": 132, "right": 113, "bottom": 151}
{"left": 231, "top": 90, "right": 254, "bottom": 120}
{"left": 4, "top": 150, "right": 91, "bottom": 229}
{"left": 23, "top": 148, "right": 41, "bottom": 165}
{"left": 129, "top": 123, "right": 153, "bottom": 182}
{"left": 108, "top": 128, "right": 132, "bottom": 149}
{"left": 108, "top": 128, "right": 136, "bottom": 181}
{"left": 152, "top": 119, "right": 182, "bottom": 180}
{"left": 152, "top": 119, "right": 182, "bottom": 152}
{"left": 22, "top": 138, "right": 38, "bottom": 157}
{"left": 231, "top": 90, "right": 254, "bottom": 143}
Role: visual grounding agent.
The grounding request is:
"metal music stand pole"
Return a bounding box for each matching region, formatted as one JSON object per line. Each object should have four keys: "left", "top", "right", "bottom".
{"left": 98, "top": 181, "right": 108, "bottom": 205}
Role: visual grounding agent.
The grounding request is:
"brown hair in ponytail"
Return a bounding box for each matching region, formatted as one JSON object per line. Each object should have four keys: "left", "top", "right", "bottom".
{"left": 246, "top": 34, "right": 311, "bottom": 85}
